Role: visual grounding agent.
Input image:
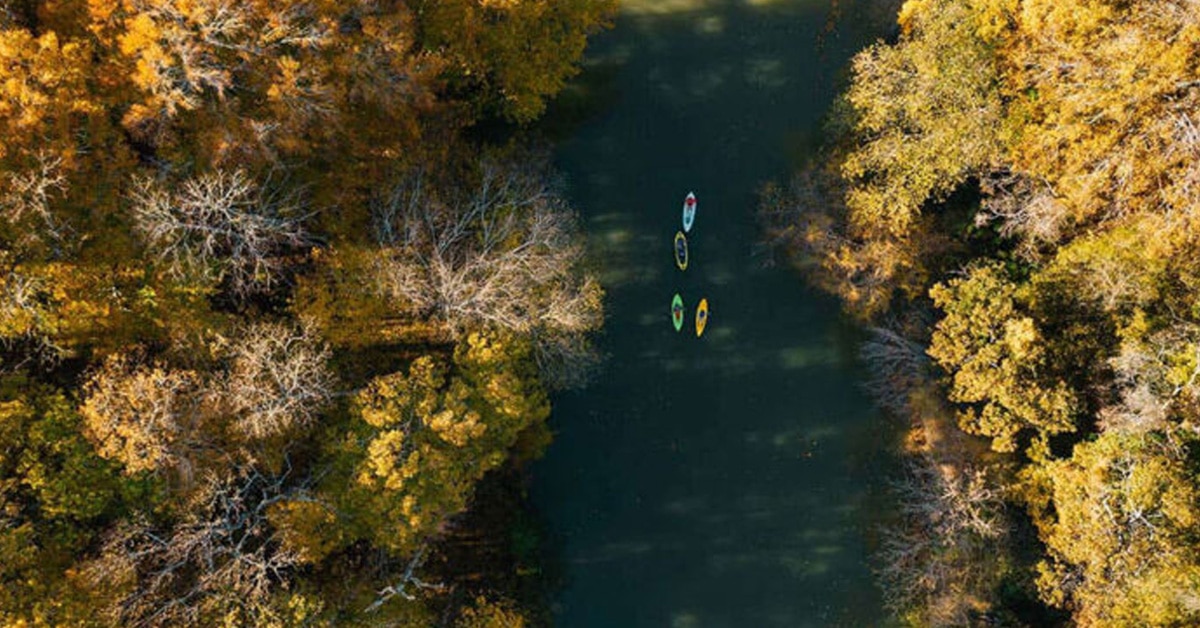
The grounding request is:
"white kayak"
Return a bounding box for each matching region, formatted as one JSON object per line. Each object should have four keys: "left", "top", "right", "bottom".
{"left": 682, "top": 192, "right": 697, "bottom": 232}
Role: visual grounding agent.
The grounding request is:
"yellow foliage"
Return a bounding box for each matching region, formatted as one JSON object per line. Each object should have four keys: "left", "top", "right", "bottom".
{"left": 267, "top": 500, "right": 343, "bottom": 564}
{"left": 1021, "top": 431, "right": 1200, "bottom": 626}
{"left": 929, "top": 263, "right": 1078, "bottom": 451}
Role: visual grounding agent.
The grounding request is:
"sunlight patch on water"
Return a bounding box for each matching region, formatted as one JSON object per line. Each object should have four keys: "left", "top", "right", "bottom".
{"left": 698, "top": 15, "right": 725, "bottom": 34}
{"left": 671, "top": 611, "right": 702, "bottom": 628}
{"left": 684, "top": 64, "right": 735, "bottom": 99}
{"left": 746, "top": 57, "right": 789, "bottom": 89}
{"left": 741, "top": 0, "right": 796, "bottom": 7}
{"left": 623, "top": 0, "right": 714, "bottom": 14}
{"left": 780, "top": 554, "right": 831, "bottom": 577}
{"left": 571, "top": 541, "right": 657, "bottom": 565}
{"left": 663, "top": 497, "right": 707, "bottom": 515}
{"left": 701, "top": 263, "right": 737, "bottom": 286}
{"left": 777, "top": 345, "right": 836, "bottom": 369}
{"left": 622, "top": 0, "right": 795, "bottom": 13}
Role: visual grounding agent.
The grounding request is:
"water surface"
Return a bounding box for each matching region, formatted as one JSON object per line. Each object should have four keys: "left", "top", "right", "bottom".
{"left": 532, "top": 1, "right": 894, "bottom": 625}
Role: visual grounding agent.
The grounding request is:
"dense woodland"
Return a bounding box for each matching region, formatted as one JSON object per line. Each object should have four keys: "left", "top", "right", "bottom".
{"left": 763, "top": 0, "right": 1200, "bottom": 625}
{"left": 0, "top": 0, "right": 614, "bottom": 625}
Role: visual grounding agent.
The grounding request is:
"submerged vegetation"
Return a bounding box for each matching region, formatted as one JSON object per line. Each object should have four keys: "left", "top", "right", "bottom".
{"left": 0, "top": 0, "right": 614, "bottom": 625}
{"left": 763, "top": 0, "right": 1200, "bottom": 624}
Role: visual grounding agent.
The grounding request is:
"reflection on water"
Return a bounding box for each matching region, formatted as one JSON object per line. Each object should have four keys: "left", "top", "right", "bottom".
{"left": 530, "top": 0, "right": 895, "bottom": 626}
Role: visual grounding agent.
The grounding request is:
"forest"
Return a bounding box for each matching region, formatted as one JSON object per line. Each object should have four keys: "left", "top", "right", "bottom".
{"left": 0, "top": 0, "right": 615, "bottom": 625}
{"left": 762, "top": 0, "right": 1200, "bottom": 624}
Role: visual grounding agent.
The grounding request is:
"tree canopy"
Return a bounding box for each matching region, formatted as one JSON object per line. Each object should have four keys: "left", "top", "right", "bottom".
{"left": 764, "top": 0, "right": 1200, "bottom": 623}
{"left": 0, "top": 0, "right": 613, "bottom": 624}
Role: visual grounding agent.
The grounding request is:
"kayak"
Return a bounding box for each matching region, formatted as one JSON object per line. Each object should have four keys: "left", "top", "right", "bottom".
{"left": 682, "top": 192, "right": 697, "bottom": 232}
{"left": 674, "top": 231, "right": 688, "bottom": 270}
{"left": 696, "top": 298, "right": 709, "bottom": 337}
{"left": 671, "top": 294, "right": 684, "bottom": 332}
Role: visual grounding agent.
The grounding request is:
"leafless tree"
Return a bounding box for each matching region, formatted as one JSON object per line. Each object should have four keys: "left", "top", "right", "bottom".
{"left": 219, "top": 321, "right": 335, "bottom": 439}
{"left": 364, "top": 545, "right": 444, "bottom": 613}
{"left": 875, "top": 454, "right": 1006, "bottom": 627}
{"left": 1101, "top": 325, "right": 1200, "bottom": 434}
{"left": 87, "top": 465, "right": 312, "bottom": 627}
{"left": 978, "top": 170, "right": 1071, "bottom": 258}
{"left": 131, "top": 170, "right": 310, "bottom": 297}
{"left": 0, "top": 151, "right": 72, "bottom": 253}
{"left": 860, "top": 320, "right": 931, "bottom": 415}
{"left": 374, "top": 156, "right": 603, "bottom": 387}
{"left": 530, "top": 326, "right": 603, "bottom": 390}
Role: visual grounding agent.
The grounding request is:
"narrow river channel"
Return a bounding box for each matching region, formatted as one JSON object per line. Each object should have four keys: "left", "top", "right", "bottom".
{"left": 531, "top": 1, "right": 895, "bottom": 625}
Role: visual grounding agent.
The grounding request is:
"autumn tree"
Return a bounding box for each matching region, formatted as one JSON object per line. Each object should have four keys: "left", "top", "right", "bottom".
{"left": 1021, "top": 431, "right": 1200, "bottom": 626}
{"left": 877, "top": 454, "right": 1007, "bottom": 627}
{"left": 323, "top": 332, "right": 549, "bottom": 561}
{"left": 410, "top": 0, "right": 617, "bottom": 123}
{"left": 0, "top": 382, "right": 148, "bottom": 626}
{"left": 80, "top": 352, "right": 206, "bottom": 476}
{"left": 131, "top": 170, "right": 310, "bottom": 297}
{"left": 842, "top": 0, "right": 1004, "bottom": 239}
{"left": 456, "top": 595, "right": 529, "bottom": 628}
{"left": 1003, "top": 0, "right": 1200, "bottom": 234}
{"left": 374, "top": 154, "right": 603, "bottom": 386}
{"left": 927, "top": 263, "right": 1079, "bottom": 451}
{"left": 218, "top": 321, "right": 334, "bottom": 440}
{"left": 85, "top": 466, "right": 320, "bottom": 627}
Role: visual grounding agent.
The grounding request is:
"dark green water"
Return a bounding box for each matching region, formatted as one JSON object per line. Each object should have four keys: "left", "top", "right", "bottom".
{"left": 531, "top": 1, "right": 895, "bottom": 625}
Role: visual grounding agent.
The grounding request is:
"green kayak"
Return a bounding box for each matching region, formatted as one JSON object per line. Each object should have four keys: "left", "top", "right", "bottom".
{"left": 671, "top": 294, "right": 685, "bottom": 332}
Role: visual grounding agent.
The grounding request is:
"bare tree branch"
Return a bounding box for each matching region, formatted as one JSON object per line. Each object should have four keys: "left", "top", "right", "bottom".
{"left": 88, "top": 465, "right": 315, "bottom": 627}
{"left": 219, "top": 321, "right": 335, "bottom": 439}
{"left": 131, "top": 170, "right": 310, "bottom": 298}
{"left": 374, "top": 156, "right": 603, "bottom": 388}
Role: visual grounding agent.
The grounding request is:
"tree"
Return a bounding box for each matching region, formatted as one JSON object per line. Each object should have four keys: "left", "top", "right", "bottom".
{"left": 1003, "top": 0, "right": 1200, "bottom": 233}
{"left": 928, "top": 263, "right": 1079, "bottom": 451}
{"left": 105, "top": 0, "right": 331, "bottom": 123}
{"left": 0, "top": 382, "right": 146, "bottom": 626}
{"left": 876, "top": 454, "right": 1007, "bottom": 627}
{"left": 0, "top": 265, "right": 64, "bottom": 371}
{"left": 456, "top": 595, "right": 528, "bottom": 628}
{"left": 841, "top": 0, "right": 1004, "bottom": 239}
{"left": 1021, "top": 431, "right": 1200, "bottom": 626}
{"left": 131, "top": 170, "right": 310, "bottom": 297}
{"left": 374, "top": 155, "right": 603, "bottom": 386}
{"left": 79, "top": 352, "right": 206, "bottom": 476}
{"left": 0, "top": 150, "right": 72, "bottom": 255}
{"left": 327, "top": 331, "right": 549, "bottom": 556}
{"left": 85, "top": 466, "right": 314, "bottom": 628}
{"left": 219, "top": 321, "right": 335, "bottom": 440}
{"left": 0, "top": 28, "right": 99, "bottom": 164}
{"left": 410, "top": 0, "right": 617, "bottom": 123}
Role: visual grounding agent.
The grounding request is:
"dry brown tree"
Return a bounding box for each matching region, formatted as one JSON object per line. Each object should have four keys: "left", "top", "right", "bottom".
{"left": 374, "top": 155, "right": 603, "bottom": 388}
{"left": 875, "top": 454, "right": 1007, "bottom": 627}
{"left": 86, "top": 466, "right": 313, "bottom": 627}
{"left": 219, "top": 321, "right": 335, "bottom": 439}
{"left": 0, "top": 151, "right": 71, "bottom": 254}
{"left": 859, "top": 320, "right": 931, "bottom": 415}
{"left": 131, "top": 170, "right": 310, "bottom": 298}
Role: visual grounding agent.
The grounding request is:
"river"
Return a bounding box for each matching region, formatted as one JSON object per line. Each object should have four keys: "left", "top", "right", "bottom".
{"left": 530, "top": 1, "right": 895, "bottom": 625}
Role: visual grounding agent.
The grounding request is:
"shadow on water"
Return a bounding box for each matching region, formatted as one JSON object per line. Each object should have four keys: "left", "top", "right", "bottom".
{"left": 529, "top": 0, "right": 899, "bottom": 626}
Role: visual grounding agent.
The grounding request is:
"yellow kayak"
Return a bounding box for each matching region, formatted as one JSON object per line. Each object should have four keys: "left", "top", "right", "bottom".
{"left": 695, "top": 298, "right": 709, "bottom": 337}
